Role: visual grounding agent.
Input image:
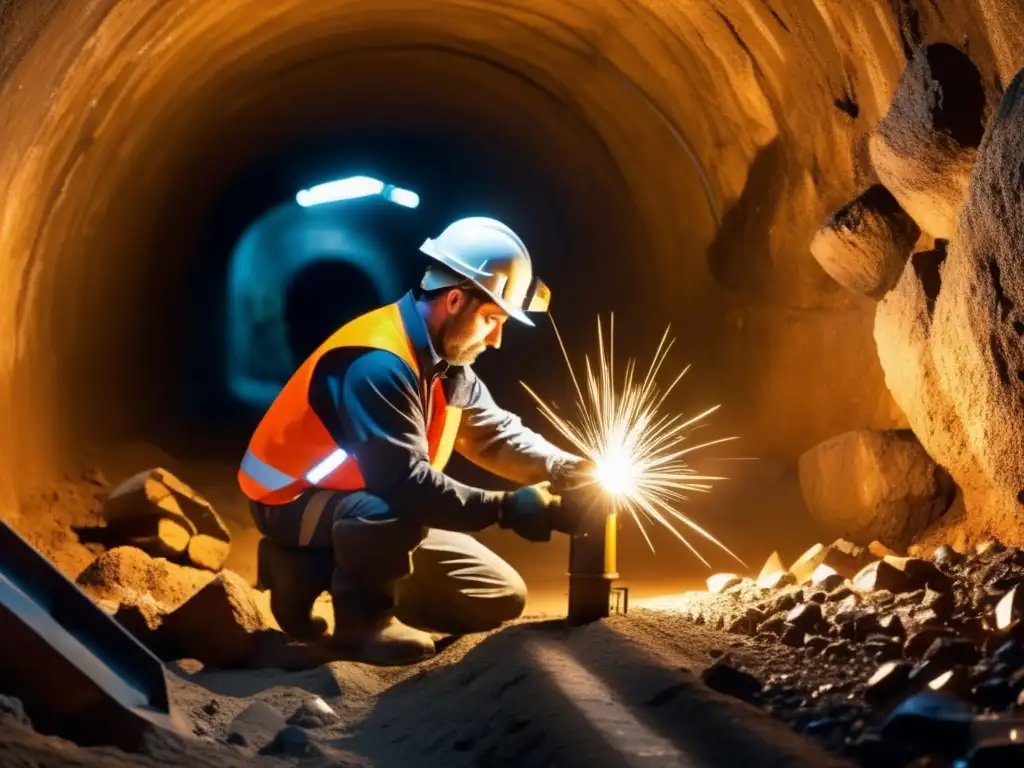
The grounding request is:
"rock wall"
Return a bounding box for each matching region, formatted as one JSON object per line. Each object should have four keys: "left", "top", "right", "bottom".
{"left": 0, "top": 1, "right": 1022, "bottom": 531}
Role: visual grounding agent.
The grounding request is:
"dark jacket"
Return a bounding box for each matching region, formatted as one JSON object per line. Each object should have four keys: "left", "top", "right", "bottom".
{"left": 305, "top": 291, "right": 576, "bottom": 531}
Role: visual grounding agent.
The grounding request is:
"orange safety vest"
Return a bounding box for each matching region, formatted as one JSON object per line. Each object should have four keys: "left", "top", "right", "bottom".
{"left": 237, "top": 302, "right": 463, "bottom": 505}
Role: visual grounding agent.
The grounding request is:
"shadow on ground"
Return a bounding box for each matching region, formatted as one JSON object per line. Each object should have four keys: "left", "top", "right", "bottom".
{"left": 340, "top": 617, "right": 848, "bottom": 768}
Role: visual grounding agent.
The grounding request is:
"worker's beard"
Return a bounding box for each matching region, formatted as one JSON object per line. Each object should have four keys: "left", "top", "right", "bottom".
{"left": 438, "top": 306, "right": 486, "bottom": 366}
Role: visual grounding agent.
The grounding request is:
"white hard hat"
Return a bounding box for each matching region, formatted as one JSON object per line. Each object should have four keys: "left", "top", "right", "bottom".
{"left": 419, "top": 217, "right": 551, "bottom": 326}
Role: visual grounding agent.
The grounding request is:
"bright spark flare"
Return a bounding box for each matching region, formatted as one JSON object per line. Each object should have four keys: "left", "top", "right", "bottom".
{"left": 522, "top": 315, "right": 745, "bottom": 568}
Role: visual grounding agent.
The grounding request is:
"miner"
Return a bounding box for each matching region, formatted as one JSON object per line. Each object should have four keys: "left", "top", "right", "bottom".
{"left": 237, "top": 216, "right": 590, "bottom": 665}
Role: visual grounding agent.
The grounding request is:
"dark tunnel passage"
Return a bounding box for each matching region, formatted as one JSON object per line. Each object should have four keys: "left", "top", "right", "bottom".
{"left": 283, "top": 260, "right": 382, "bottom": 369}
{"left": 3, "top": 0, "right": 1022, "bottom": 579}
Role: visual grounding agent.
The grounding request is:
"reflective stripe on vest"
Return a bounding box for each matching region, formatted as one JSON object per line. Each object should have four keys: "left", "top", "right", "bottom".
{"left": 237, "top": 302, "right": 460, "bottom": 505}
{"left": 240, "top": 449, "right": 296, "bottom": 491}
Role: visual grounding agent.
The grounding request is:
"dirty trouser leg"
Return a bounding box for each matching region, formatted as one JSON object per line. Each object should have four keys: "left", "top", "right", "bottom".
{"left": 327, "top": 497, "right": 527, "bottom": 634}
{"left": 328, "top": 493, "right": 437, "bottom": 664}
{"left": 395, "top": 529, "right": 528, "bottom": 635}
{"left": 255, "top": 492, "right": 526, "bottom": 639}
{"left": 250, "top": 493, "right": 338, "bottom": 641}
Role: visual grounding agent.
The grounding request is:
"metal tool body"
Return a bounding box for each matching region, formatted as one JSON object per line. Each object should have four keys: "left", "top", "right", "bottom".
{"left": 0, "top": 520, "right": 188, "bottom": 749}
{"left": 566, "top": 491, "right": 622, "bottom": 624}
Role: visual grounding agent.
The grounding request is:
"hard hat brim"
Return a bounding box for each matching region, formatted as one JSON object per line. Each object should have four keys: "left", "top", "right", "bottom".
{"left": 420, "top": 240, "right": 539, "bottom": 326}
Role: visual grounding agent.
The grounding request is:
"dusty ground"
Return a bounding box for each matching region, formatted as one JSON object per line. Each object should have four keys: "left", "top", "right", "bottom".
{"left": 0, "top": 612, "right": 847, "bottom": 768}
{"left": 0, "top": 454, "right": 858, "bottom": 767}
{"left": 19, "top": 452, "right": 1024, "bottom": 767}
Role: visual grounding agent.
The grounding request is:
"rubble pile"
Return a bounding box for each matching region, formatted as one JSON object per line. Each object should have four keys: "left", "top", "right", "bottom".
{"left": 102, "top": 467, "right": 233, "bottom": 571}
{"left": 668, "top": 539, "right": 1024, "bottom": 765}
{"left": 75, "top": 544, "right": 335, "bottom": 671}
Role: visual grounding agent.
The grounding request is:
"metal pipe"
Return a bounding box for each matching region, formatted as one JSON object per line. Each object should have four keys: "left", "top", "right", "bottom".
{"left": 567, "top": 504, "right": 619, "bottom": 624}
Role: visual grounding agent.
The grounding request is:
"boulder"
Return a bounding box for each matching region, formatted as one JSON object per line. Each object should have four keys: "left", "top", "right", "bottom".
{"left": 810, "top": 184, "right": 920, "bottom": 299}
{"left": 869, "top": 43, "right": 986, "bottom": 240}
{"left": 930, "top": 67, "right": 1024, "bottom": 519}
{"left": 875, "top": 242, "right": 981, "bottom": 486}
{"left": 151, "top": 468, "right": 232, "bottom": 571}
{"left": 798, "top": 429, "right": 956, "bottom": 549}
{"left": 160, "top": 570, "right": 271, "bottom": 668}
{"left": 102, "top": 472, "right": 195, "bottom": 558}
{"left": 101, "top": 468, "right": 231, "bottom": 571}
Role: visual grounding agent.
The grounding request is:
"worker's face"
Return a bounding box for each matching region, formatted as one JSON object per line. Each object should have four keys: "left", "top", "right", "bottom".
{"left": 438, "top": 289, "right": 508, "bottom": 365}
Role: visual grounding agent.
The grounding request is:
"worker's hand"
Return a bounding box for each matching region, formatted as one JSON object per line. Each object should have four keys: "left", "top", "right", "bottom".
{"left": 499, "top": 483, "right": 562, "bottom": 543}
{"left": 548, "top": 455, "right": 594, "bottom": 494}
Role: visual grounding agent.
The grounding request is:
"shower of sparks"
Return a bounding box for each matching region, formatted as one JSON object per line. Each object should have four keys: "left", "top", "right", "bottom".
{"left": 521, "top": 315, "right": 745, "bottom": 568}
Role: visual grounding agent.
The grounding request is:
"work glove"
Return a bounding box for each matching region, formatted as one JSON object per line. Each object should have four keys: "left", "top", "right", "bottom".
{"left": 547, "top": 455, "right": 594, "bottom": 494}
{"left": 499, "top": 483, "right": 563, "bottom": 543}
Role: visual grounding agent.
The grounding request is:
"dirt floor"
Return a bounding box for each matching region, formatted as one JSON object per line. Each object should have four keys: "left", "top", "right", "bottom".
{"left": 0, "top": 611, "right": 847, "bottom": 768}
{"left": 0, "top": 453, "right": 856, "bottom": 768}
{"left": 12, "top": 452, "right": 1024, "bottom": 767}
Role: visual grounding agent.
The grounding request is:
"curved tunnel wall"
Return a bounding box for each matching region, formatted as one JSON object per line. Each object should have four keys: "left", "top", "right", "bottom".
{"left": 2, "top": 0, "right": 1022, "bottom": 513}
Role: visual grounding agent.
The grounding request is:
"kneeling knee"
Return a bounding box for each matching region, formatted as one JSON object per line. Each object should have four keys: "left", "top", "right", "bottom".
{"left": 503, "top": 570, "right": 528, "bottom": 622}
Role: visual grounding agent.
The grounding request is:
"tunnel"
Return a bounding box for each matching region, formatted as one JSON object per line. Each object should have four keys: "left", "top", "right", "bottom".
{"left": 3, "top": 2, "right": 1024, "bottom": 580}
{"left": 9, "top": 0, "right": 1024, "bottom": 764}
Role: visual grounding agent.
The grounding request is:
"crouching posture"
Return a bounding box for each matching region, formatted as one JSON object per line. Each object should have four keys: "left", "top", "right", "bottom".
{"left": 237, "top": 217, "right": 589, "bottom": 665}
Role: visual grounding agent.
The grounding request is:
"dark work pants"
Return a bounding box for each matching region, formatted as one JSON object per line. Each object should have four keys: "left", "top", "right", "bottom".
{"left": 251, "top": 491, "right": 527, "bottom": 634}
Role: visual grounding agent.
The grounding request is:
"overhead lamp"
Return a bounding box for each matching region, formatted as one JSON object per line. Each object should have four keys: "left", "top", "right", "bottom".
{"left": 296, "top": 176, "right": 420, "bottom": 209}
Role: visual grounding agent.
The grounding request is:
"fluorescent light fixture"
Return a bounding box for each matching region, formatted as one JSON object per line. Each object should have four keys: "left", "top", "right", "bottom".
{"left": 297, "top": 176, "right": 421, "bottom": 209}
{"left": 297, "top": 176, "right": 384, "bottom": 207}
{"left": 383, "top": 185, "right": 420, "bottom": 208}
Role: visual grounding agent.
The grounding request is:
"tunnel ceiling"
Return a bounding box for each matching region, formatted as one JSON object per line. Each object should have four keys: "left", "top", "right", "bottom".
{"left": 1, "top": 0, "right": 1021, "bottom": 506}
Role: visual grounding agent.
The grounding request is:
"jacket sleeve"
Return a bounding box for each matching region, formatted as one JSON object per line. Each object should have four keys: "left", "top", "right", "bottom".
{"left": 454, "top": 368, "right": 580, "bottom": 486}
{"left": 333, "top": 350, "right": 507, "bottom": 531}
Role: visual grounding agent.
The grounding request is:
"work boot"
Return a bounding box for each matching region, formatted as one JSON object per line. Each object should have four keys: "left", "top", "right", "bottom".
{"left": 256, "top": 538, "right": 334, "bottom": 642}
{"left": 328, "top": 575, "right": 435, "bottom": 666}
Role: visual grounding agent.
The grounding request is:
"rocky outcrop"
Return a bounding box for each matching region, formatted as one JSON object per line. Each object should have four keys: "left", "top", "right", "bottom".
{"left": 797, "top": 430, "right": 956, "bottom": 550}
{"left": 929, "top": 68, "right": 1024, "bottom": 527}
{"left": 868, "top": 43, "right": 987, "bottom": 241}
{"left": 810, "top": 185, "right": 920, "bottom": 299}
{"left": 873, "top": 242, "right": 989, "bottom": 504}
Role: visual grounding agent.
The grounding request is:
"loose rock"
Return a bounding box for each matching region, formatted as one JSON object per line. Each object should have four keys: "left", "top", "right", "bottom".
{"left": 853, "top": 560, "right": 913, "bottom": 594}
{"left": 707, "top": 573, "right": 742, "bottom": 594}
{"left": 101, "top": 468, "right": 231, "bottom": 570}
{"left": 0, "top": 695, "right": 31, "bottom": 728}
{"left": 905, "top": 627, "right": 956, "bottom": 659}
{"left": 259, "top": 725, "right": 321, "bottom": 758}
{"left": 700, "top": 661, "right": 763, "bottom": 703}
{"left": 865, "top": 661, "right": 913, "bottom": 707}
{"left": 102, "top": 472, "right": 196, "bottom": 559}
{"left": 160, "top": 570, "right": 272, "bottom": 668}
{"left": 75, "top": 546, "right": 214, "bottom": 609}
{"left": 287, "top": 697, "right": 340, "bottom": 729}
{"left": 811, "top": 184, "right": 920, "bottom": 299}
{"left": 226, "top": 701, "right": 287, "bottom": 752}
{"left": 798, "top": 431, "right": 956, "bottom": 550}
